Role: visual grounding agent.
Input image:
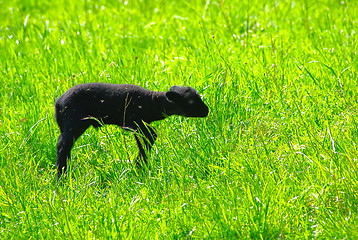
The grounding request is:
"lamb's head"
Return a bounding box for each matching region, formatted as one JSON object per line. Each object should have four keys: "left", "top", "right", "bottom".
{"left": 165, "top": 86, "right": 209, "bottom": 117}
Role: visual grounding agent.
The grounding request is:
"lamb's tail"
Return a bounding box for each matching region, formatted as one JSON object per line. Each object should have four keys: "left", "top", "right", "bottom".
{"left": 55, "top": 99, "right": 64, "bottom": 132}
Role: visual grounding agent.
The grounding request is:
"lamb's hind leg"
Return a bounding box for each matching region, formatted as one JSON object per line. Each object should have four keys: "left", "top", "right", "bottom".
{"left": 134, "top": 123, "right": 157, "bottom": 167}
{"left": 56, "top": 122, "right": 89, "bottom": 178}
{"left": 56, "top": 132, "right": 73, "bottom": 177}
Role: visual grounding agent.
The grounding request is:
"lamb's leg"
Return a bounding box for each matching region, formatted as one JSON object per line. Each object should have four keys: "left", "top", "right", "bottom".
{"left": 134, "top": 123, "right": 157, "bottom": 167}
{"left": 56, "top": 132, "right": 74, "bottom": 177}
{"left": 56, "top": 123, "right": 89, "bottom": 178}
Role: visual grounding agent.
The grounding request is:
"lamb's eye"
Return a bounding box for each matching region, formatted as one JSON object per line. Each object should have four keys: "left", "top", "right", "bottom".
{"left": 188, "top": 99, "right": 195, "bottom": 105}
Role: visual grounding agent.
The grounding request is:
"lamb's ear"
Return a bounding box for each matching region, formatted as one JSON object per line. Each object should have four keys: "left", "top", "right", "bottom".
{"left": 165, "top": 91, "right": 182, "bottom": 103}
{"left": 169, "top": 86, "right": 180, "bottom": 92}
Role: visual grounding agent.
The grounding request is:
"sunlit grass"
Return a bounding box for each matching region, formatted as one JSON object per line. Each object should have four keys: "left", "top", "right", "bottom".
{"left": 1, "top": 0, "right": 357, "bottom": 238}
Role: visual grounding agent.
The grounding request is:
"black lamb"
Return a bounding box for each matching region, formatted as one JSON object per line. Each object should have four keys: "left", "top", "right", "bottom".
{"left": 55, "top": 83, "right": 209, "bottom": 177}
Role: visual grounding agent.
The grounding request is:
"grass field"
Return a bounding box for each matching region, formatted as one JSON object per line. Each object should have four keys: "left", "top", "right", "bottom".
{"left": 1, "top": 0, "right": 358, "bottom": 238}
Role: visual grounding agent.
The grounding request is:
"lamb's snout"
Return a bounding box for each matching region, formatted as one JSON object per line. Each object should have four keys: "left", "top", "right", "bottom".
{"left": 200, "top": 104, "right": 209, "bottom": 117}
{"left": 185, "top": 103, "right": 209, "bottom": 117}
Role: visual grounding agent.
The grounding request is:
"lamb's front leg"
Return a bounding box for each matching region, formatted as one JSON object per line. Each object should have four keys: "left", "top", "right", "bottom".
{"left": 134, "top": 122, "right": 157, "bottom": 167}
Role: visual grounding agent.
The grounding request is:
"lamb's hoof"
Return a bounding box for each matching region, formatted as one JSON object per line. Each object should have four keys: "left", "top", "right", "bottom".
{"left": 135, "top": 158, "right": 147, "bottom": 169}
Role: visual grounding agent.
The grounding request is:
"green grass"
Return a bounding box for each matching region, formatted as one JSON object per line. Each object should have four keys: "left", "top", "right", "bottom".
{"left": 1, "top": 0, "right": 357, "bottom": 238}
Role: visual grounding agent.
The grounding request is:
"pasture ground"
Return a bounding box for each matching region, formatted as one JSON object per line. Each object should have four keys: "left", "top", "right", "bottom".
{"left": 0, "top": 0, "right": 357, "bottom": 238}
